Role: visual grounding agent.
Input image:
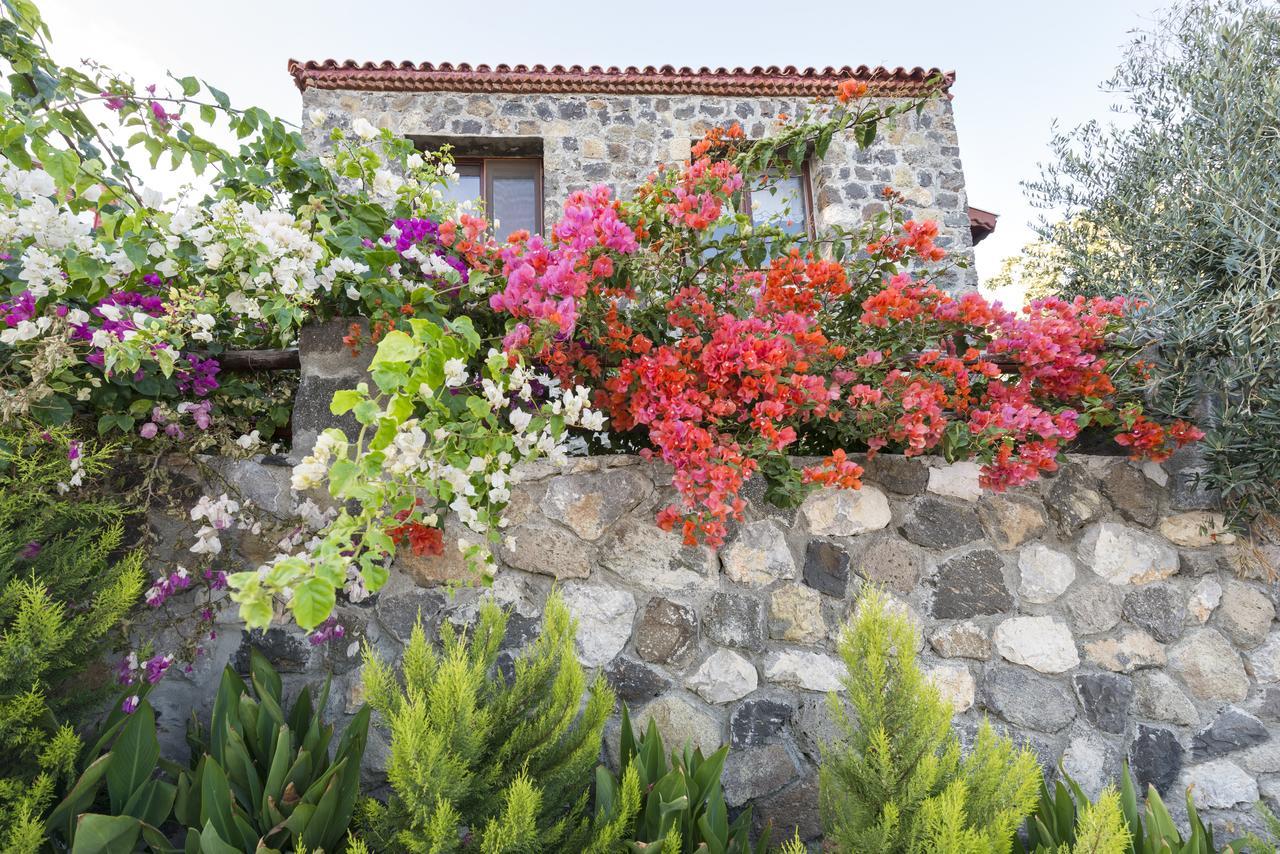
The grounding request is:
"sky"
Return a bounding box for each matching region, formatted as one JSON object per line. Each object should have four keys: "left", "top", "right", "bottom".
{"left": 39, "top": 0, "right": 1167, "bottom": 289}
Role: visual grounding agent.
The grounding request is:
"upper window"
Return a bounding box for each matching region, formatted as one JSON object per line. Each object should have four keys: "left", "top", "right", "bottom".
{"left": 443, "top": 157, "right": 543, "bottom": 242}
{"left": 743, "top": 165, "right": 813, "bottom": 237}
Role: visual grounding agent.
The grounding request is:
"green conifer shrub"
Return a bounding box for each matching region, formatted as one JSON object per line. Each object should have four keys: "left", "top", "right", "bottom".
{"left": 0, "top": 426, "right": 144, "bottom": 842}
{"left": 818, "top": 588, "right": 1041, "bottom": 853}
{"left": 357, "top": 591, "right": 618, "bottom": 853}
{"left": 1015, "top": 772, "right": 1130, "bottom": 854}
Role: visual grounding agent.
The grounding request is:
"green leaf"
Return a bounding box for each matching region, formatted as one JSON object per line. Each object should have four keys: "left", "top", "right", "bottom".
{"left": 179, "top": 76, "right": 200, "bottom": 96}
{"left": 352, "top": 399, "right": 380, "bottom": 425}
{"left": 106, "top": 701, "right": 160, "bottom": 814}
{"left": 121, "top": 779, "right": 175, "bottom": 828}
{"left": 327, "top": 458, "right": 356, "bottom": 498}
{"left": 329, "top": 389, "right": 363, "bottom": 416}
{"left": 198, "top": 820, "right": 242, "bottom": 854}
{"left": 206, "top": 84, "right": 231, "bottom": 109}
{"left": 370, "top": 330, "right": 418, "bottom": 366}
{"left": 292, "top": 577, "right": 336, "bottom": 630}
{"left": 70, "top": 815, "right": 140, "bottom": 854}
{"left": 45, "top": 755, "right": 111, "bottom": 838}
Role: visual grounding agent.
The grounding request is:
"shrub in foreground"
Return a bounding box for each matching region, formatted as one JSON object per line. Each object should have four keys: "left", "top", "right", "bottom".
{"left": 357, "top": 592, "right": 616, "bottom": 852}
{"left": 819, "top": 588, "right": 1041, "bottom": 852}
{"left": 0, "top": 427, "right": 144, "bottom": 842}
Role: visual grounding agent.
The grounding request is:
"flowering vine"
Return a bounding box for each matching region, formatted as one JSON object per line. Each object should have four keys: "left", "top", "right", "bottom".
{"left": 0, "top": 0, "right": 1202, "bottom": 647}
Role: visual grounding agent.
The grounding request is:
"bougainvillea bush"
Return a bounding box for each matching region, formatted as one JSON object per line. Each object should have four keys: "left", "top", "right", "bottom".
{"left": 0, "top": 0, "right": 1201, "bottom": 650}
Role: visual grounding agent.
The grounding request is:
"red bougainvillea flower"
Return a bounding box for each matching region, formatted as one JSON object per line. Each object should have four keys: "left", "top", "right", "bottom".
{"left": 386, "top": 518, "right": 444, "bottom": 557}
{"left": 487, "top": 119, "right": 1200, "bottom": 546}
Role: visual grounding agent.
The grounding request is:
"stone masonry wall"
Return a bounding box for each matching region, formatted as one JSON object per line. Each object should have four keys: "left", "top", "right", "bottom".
{"left": 301, "top": 87, "right": 978, "bottom": 290}
{"left": 143, "top": 336, "right": 1280, "bottom": 844}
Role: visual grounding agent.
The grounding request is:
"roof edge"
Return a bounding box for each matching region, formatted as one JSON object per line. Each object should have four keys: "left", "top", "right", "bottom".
{"left": 287, "top": 61, "right": 954, "bottom": 98}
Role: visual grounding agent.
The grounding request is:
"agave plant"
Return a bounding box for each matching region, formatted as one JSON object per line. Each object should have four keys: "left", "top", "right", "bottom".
{"left": 173, "top": 648, "right": 369, "bottom": 853}
{"left": 595, "top": 705, "right": 768, "bottom": 854}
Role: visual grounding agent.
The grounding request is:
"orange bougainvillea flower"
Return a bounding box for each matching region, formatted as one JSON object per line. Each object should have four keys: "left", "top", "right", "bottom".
{"left": 837, "top": 80, "right": 869, "bottom": 103}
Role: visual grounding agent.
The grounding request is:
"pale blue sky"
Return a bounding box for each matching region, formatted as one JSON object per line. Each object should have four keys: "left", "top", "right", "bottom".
{"left": 42, "top": 0, "right": 1166, "bottom": 286}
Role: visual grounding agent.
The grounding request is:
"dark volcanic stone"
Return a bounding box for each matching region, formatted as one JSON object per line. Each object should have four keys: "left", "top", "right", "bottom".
{"left": 604, "top": 656, "right": 672, "bottom": 704}
{"left": 1123, "top": 584, "right": 1187, "bottom": 643}
{"left": 233, "top": 628, "right": 308, "bottom": 674}
{"left": 1102, "top": 463, "right": 1162, "bottom": 527}
{"left": 1073, "top": 673, "right": 1134, "bottom": 734}
{"left": 1129, "top": 725, "right": 1185, "bottom": 795}
{"left": 929, "top": 550, "right": 1013, "bottom": 619}
{"left": 982, "top": 666, "right": 1076, "bottom": 733}
{"left": 319, "top": 610, "right": 366, "bottom": 675}
{"left": 1192, "top": 707, "right": 1271, "bottom": 759}
{"left": 1047, "top": 467, "right": 1106, "bottom": 533}
{"left": 730, "top": 698, "right": 794, "bottom": 748}
{"left": 705, "top": 592, "right": 766, "bottom": 651}
{"left": 721, "top": 743, "right": 797, "bottom": 807}
{"left": 863, "top": 454, "right": 929, "bottom": 494}
{"left": 900, "top": 497, "right": 985, "bottom": 550}
{"left": 501, "top": 612, "right": 541, "bottom": 651}
{"left": 1168, "top": 447, "right": 1218, "bottom": 510}
{"left": 634, "top": 598, "right": 697, "bottom": 664}
{"left": 803, "top": 540, "right": 850, "bottom": 598}
{"left": 752, "top": 778, "right": 823, "bottom": 843}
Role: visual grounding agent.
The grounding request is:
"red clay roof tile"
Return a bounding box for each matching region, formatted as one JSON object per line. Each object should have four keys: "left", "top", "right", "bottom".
{"left": 287, "top": 61, "right": 954, "bottom": 98}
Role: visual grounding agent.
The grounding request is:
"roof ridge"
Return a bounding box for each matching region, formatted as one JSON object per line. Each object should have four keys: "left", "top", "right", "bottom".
{"left": 286, "top": 60, "right": 954, "bottom": 97}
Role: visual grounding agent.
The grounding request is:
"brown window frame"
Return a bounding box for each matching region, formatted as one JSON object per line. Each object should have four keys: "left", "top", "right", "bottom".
{"left": 740, "top": 159, "right": 816, "bottom": 240}
{"left": 451, "top": 156, "right": 544, "bottom": 237}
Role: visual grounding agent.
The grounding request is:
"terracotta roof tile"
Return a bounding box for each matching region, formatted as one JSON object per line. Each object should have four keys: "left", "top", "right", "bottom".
{"left": 968, "top": 206, "right": 998, "bottom": 245}
{"left": 287, "top": 60, "right": 954, "bottom": 98}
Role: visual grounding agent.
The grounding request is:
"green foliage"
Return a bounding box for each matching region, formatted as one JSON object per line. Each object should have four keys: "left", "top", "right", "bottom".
{"left": 594, "top": 705, "right": 766, "bottom": 854}
{"left": 36, "top": 650, "right": 367, "bottom": 853}
{"left": 1235, "top": 804, "right": 1280, "bottom": 854}
{"left": 1015, "top": 771, "right": 1130, "bottom": 853}
{"left": 43, "top": 696, "right": 176, "bottom": 852}
{"left": 777, "top": 832, "right": 808, "bottom": 854}
{"left": 174, "top": 647, "right": 370, "bottom": 852}
{"left": 0, "top": 426, "right": 144, "bottom": 837}
{"left": 1116, "top": 763, "right": 1227, "bottom": 854}
{"left": 359, "top": 591, "right": 615, "bottom": 853}
{"left": 819, "top": 588, "right": 1041, "bottom": 853}
{"left": 1016, "top": 762, "right": 1280, "bottom": 854}
{"left": 1026, "top": 0, "right": 1280, "bottom": 530}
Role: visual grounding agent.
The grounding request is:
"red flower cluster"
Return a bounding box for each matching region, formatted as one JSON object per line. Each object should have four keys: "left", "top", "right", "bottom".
{"left": 386, "top": 517, "right": 444, "bottom": 557}
{"left": 1115, "top": 410, "right": 1204, "bottom": 462}
{"left": 479, "top": 121, "right": 1203, "bottom": 546}
{"left": 601, "top": 277, "right": 842, "bottom": 545}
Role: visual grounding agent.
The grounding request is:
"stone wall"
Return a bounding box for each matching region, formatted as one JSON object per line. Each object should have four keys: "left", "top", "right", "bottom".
{"left": 146, "top": 441, "right": 1280, "bottom": 843}
{"left": 302, "top": 87, "right": 978, "bottom": 289}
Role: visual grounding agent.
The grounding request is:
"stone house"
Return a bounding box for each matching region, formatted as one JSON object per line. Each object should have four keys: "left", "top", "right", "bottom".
{"left": 196, "top": 60, "right": 1279, "bottom": 844}
{"left": 289, "top": 61, "right": 996, "bottom": 289}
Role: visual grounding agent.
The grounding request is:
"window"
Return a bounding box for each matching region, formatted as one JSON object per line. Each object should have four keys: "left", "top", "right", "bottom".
{"left": 443, "top": 157, "right": 542, "bottom": 242}
{"left": 743, "top": 164, "right": 814, "bottom": 237}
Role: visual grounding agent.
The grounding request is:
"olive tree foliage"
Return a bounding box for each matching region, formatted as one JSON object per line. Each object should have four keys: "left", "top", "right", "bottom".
{"left": 1025, "top": 0, "right": 1280, "bottom": 534}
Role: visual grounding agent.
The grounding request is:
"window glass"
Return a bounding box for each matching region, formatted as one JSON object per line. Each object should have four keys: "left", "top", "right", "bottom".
{"left": 443, "top": 162, "right": 483, "bottom": 210}
{"left": 750, "top": 170, "right": 809, "bottom": 236}
{"left": 487, "top": 160, "right": 540, "bottom": 242}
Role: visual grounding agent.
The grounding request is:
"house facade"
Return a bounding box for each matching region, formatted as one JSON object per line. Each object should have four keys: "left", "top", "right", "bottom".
{"left": 290, "top": 61, "right": 987, "bottom": 289}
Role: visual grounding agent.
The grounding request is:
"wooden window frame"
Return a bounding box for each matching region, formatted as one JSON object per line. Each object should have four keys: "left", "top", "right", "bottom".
{"left": 741, "top": 159, "right": 816, "bottom": 240}
{"left": 452, "top": 155, "right": 544, "bottom": 236}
